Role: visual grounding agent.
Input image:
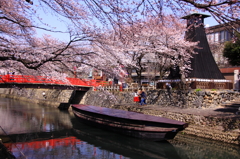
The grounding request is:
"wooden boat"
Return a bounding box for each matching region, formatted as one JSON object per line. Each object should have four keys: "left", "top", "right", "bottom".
{"left": 71, "top": 104, "right": 188, "bottom": 141}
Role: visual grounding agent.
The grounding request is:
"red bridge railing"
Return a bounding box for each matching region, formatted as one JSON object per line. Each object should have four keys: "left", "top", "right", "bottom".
{"left": 0, "top": 75, "right": 100, "bottom": 87}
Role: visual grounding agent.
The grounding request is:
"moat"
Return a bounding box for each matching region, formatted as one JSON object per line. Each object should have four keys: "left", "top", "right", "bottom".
{"left": 1, "top": 97, "right": 240, "bottom": 159}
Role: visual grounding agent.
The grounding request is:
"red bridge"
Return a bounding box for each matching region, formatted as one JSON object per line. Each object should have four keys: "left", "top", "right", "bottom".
{"left": 0, "top": 75, "right": 103, "bottom": 91}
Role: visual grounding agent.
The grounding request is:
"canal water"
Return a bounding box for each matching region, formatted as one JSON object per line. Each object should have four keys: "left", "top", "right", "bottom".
{"left": 0, "top": 97, "right": 240, "bottom": 159}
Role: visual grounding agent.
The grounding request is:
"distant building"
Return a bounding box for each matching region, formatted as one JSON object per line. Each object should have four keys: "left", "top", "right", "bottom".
{"left": 205, "top": 21, "right": 240, "bottom": 68}
{"left": 206, "top": 22, "right": 240, "bottom": 43}
{"left": 205, "top": 22, "right": 240, "bottom": 90}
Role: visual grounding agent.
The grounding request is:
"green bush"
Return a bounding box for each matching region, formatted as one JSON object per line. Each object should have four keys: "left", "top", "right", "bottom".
{"left": 195, "top": 88, "right": 202, "bottom": 92}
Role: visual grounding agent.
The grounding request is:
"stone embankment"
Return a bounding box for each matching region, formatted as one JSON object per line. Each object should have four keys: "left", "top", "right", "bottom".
{"left": 103, "top": 104, "right": 240, "bottom": 145}
{"left": 0, "top": 88, "right": 74, "bottom": 107}
{"left": 82, "top": 88, "right": 240, "bottom": 108}
{"left": 80, "top": 89, "right": 240, "bottom": 145}
{"left": 0, "top": 88, "right": 240, "bottom": 145}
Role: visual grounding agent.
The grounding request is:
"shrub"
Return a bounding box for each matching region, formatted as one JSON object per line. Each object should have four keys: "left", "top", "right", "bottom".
{"left": 195, "top": 88, "right": 202, "bottom": 92}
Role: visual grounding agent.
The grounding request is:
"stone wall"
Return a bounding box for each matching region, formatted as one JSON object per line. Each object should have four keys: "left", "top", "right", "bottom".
{"left": 0, "top": 88, "right": 74, "bottom": 107}
{"left": 149, "top": 89, "right": 240, "bottom": 108}
{"left": 1, "top": 88, "right": 239, "bottom": 109}
{"left": 83, "top": 89, "right": 240, "bottom": 108}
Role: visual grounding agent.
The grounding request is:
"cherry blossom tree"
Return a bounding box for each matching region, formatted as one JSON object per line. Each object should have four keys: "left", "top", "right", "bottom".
{"left": 0, "top": 0, "right": 239, "bottom": 80}
{"left": 92, "top": 15, "right": 198, "bottom": 85}
{"left": 84, "top": 0, "right": 240, "bottom": 34}
{"left": 208, "top": 42, "right": 230, "bottom": 67}
{"left": 0, "top": 0, "right": 97, "bottom": 78}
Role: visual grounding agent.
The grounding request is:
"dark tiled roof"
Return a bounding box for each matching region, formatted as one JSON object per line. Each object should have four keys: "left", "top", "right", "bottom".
{"left": 181, "top": 13, "right": 210, "bottom": 19}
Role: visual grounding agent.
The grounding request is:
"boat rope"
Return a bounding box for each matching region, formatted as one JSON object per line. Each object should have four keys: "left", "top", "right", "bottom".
{"left": 0, "top": 125, "right": 27, "bottom": 159}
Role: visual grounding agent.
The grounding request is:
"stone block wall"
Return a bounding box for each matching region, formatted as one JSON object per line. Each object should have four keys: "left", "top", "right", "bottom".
{"left": 0, "top": 88, "right": 74, "bottom": 107}
{"left": 1, "top": 88, "right": 240, "bottom": 109}
{"left": 147, "top": 89, "right": 240, "bottom": 108}
{"left": 83, "top": 89, "right": 240, "bottom": 109}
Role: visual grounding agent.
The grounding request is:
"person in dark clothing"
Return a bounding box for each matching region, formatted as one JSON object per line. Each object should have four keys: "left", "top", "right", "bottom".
{"left": 166, "top": 83, "right": 172, "bottom": 100}
{"left": 140, "top": 90, "right": 147, "bottom": 105}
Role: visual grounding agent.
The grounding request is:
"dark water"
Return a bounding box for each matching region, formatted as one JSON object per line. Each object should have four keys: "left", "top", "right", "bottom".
{"left": 0, "top": 97, "right": 240, "bottom": 159}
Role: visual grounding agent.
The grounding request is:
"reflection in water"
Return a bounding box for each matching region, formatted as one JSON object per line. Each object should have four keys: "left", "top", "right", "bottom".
{"left": 5, "top": 135, "right": 129, "bottom": 159}
{"left": 1, "top": 97, "right": 240, "bottom": 159}
{"left": 0, "top": 98, "right": 72, "bottom": 135}
{"left": 71, "top": 118, "right": 181, "bottom": 159}
{"left": 3, "top": 120, "right": 180, "bottom": 159}
{"left": 5, "top": 136, "right": 79, "bottom": 159}
{"left": 171, "top": 134, "right": 240, "bottom": 159}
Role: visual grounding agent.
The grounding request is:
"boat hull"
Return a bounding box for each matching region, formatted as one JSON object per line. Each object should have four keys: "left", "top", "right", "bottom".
{"left": 71, "top": 104, "right": 187, "bottom": 141}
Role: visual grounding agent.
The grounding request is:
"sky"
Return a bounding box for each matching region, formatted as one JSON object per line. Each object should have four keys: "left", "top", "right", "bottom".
{"left": 36, "top": 16, "right": 219, "bottom": 42}
{"left": 32, "top": 0, "right": 220, "bottom": 42}
{"left": 204, "top": 16, "right": 218, "bottom": 27}
{"left": 35, "top": 19, "right": 70, "bottom": 42}
{"left": 35, "top": 5, "right": 219, "bottom": 42}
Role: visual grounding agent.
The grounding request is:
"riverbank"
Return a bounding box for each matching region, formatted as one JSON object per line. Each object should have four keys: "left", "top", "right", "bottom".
{"left": 0, "top": 88, "right": 240, "bottom": 145}
{"left": 103, "top": 103, "right": 240, "bottom": 145}
{"left": 82, "top": 89, "right": 240, "bottom": 145}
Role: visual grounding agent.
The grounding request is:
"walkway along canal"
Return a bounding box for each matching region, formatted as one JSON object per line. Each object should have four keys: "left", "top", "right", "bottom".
{"left": 0, "top": 87, "right": 240, "bottom": 145}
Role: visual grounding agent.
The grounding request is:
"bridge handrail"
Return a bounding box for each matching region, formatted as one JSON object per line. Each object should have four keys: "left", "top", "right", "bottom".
{"left": 0, "top": 75, "right": 64, "bottom": 84}
{"left": 0, "top": 75, "right": 104, "bottom": 87}
{"left": 0, "top": 75, "right": 149, "bottom": 91}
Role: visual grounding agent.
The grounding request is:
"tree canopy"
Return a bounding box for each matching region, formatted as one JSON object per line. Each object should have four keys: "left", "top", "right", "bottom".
{"left": 0, "top": 0, "right": 239, "bottom": 79}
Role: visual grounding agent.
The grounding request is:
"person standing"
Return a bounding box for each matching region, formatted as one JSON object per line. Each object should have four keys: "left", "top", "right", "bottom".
{"left": 140, "top": 90, "right": 147, "bottom": 105}
{"left": 166, "top": 82, "right": 172, "bottom": 100}
{"left": 137, "top": 88, "right": 142, "bottom": 104}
